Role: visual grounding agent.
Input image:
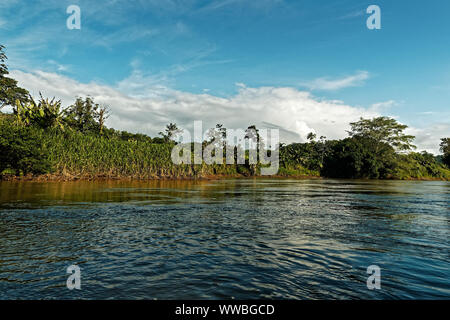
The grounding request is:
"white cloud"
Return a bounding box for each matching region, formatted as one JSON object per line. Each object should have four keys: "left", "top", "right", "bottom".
{"left": 301, "top": 71, "right": 370, "bottom": 91}
{"left": 417, "top": 111, "right": 435, "bottom": 115}
{"left": 197, "top": 0, "right": 283, "bottom": 13}
{"left": 9, "top": 69, "right": 446, "bottom": 154}
{"left": 369, "top": 100, "right": 398, "bottom": 112}
{"left": 47, "top": 60, "right": 69, "bottom": 72}
{"left": 338, "top": 10, "right": 365, "bottom": 20}
{"left": 94, "top": 27, "right": 160, "bottom": 48}
{"left": 406, "top": 124, "right": 450, "bottom": 154}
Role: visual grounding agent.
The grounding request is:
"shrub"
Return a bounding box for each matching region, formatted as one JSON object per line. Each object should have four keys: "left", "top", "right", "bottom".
{"left": 0, "top": 120, "right": 51, "bottom": 175}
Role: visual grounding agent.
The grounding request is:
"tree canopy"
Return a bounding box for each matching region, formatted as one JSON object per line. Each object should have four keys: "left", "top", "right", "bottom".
{"left": 348, "top": 116, "right": 416, "bottom": 152}
{"left": 64, "top": 97, "right": 109, "bottom": 133}
{"left": 159, "top": 123, "right": 183, "bottom": 143}
{"left": 322, "top": 117, "right": 417, "bottom": 178}
{"left": 0, "top": 45, "right": 30, "bottom": 109}
{"left": 440, "top": 138, "right": 450, "bottom": 167}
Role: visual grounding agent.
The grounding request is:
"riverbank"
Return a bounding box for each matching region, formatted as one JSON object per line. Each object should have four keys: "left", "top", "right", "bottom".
{"left": 0, "top": 172, "right": 322, "bottom": 182}
{"left": 1, "top": 172, "right": 447, "bottom": 182}
{"left": 2, "top": 112, "right": 450, "bottom": 182}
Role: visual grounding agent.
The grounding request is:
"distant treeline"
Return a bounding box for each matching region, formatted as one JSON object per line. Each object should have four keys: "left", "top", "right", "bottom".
{"left": 1, "top": 44, "right": 449, "bottom": 180}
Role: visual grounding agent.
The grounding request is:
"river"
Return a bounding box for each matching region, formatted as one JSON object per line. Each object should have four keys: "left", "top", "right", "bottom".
{"left": 0, "top": 179, "right": 448, "bottom": 299}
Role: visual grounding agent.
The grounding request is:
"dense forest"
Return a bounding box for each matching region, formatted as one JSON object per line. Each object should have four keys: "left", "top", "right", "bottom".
{"left": 1, "top": 45, "right": 449, "bottom": 181}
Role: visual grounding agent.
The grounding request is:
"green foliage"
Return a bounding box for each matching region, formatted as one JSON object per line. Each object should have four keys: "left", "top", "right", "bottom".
{"left": 279, "top": 138, "right": 330, "bottom": 173}
{"left": 1, "top": 110, "right": 448, "bottom": 180}
{"left": 64, "top": 97, "right": 107, "bottom": 133}
{"left": 113, "top": 130, "right": 153, "bottom": 143}
{"left": 39, "top": 129, "right": 239, "bottom": 179}
{"left": 393, "top": 151, "right": 450, "bottom": 180}
{"left": 14, "top": 95, "right": 65, "bottom": 130}
{"left": 348, "top": 116, "right": 416, "bottom": 152}
{"left": 321, "top": 117, "right": 417, "bottom": 179}
{"left": 280, "top": 143, "right": 312, "bottom": 169}
{"left": 0, "top": 119, "right": 51, "bottom": 175}
{"left": 159, "top": 123, "right": 182, "bottom": 143}
{"left": 206, "top": 124, "right": 227, "bottom": 147}
{"left": 440, "top": 138, "right": 450, "bottom": 167}
{"left": 0, "top": 45, "right": 30, "bottom": 108}
{"left": 151, "top": 137, "right": 166, "bottom": 144}
{"left": 277, "top": 164, "right": 319, "bottom": 177}
{"left": 0, "top": 45, "right": 5, "bottom": 75}
{"left": 322, "top": 137, "right": 397, "bottom": 179}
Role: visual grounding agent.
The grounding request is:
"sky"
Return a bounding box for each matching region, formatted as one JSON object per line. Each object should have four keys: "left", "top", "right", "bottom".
{"left": 1, "top": 0, "right": 449, "bottom": 153}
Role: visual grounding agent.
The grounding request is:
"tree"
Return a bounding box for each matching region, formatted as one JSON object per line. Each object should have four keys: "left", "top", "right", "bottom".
{"left": 206, "top": 123, "right": 226, "bottom": 147}
{"left": 244, "top": 125, "right": 262, "bottom": 175}
{"left": 14, "top": 93, "right": 65, "bottom": 130}
{"left": 65, "top": 97, "right": 102, "bottom": 133}
{"left": 159, "top": 123, "right": 182, "bottom": 143}
{"left": 0, "top": 120, "right": 51, "bottom": 175}
{"left": 348, "top": 116, "right": 416, "bottom": 152}
{"left": 96, "top": 106, "right": 110, "bottom": 135}
{"left": 0, "top": 45, "right": 30, "bottom": 109}
{"left": 320, "top": 117, "right": 417, "bottom": 179}
{"left": 245, "top": 125, "right": 265, "bottom": 150}
{"left": 322, "top": 137, "right": 396, "bottom": 179}
{"left": 440, "top": 138, "right": 450, "bottom": 167}
{"left": 306, "top": 132, "right": 316, "bottom": 142}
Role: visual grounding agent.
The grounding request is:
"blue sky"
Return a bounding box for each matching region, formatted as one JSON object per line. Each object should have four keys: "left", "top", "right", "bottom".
{"left": 1, "top": 0, "right": 449, "bottom": 152}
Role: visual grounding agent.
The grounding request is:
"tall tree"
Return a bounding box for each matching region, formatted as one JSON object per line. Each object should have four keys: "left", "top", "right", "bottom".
{"left": 323, "top": 137, "right": 396, "bottom": 179}
{"left": 348, "top": 116, "right": 416, "bottom": 152}
{"left": 440, "top": 138, "right": 450, "bottom": 167}
{"left": 306, "top": 132, "right": 317, "bottom": 142}
{"left": 159, "top": 123, "right": 183, "bottom": 143}
{"left": 245, "top": 125, "right": 265, "bottom": 150}
{"left": 65, "top": 97, "right": 100, "bottom": 132}
{"left": 206, "top": 124, "right": 227, "bottom": 147}
{"left": 0, "top": 45, "right": 30, "bottom": 109}
{"left": 96, "top": 106, "right": 110, "bottom": 135}
{"left": 323, "top": 117, "right": 415, "bottom": 179}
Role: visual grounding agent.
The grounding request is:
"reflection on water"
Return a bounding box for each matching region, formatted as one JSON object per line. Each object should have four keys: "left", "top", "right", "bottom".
{"left": 0, "top": 179, "right": 449, "bottom": 299}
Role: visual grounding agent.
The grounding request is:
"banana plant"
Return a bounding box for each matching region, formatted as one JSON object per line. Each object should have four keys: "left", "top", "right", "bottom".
{"left": 14, "top": 93, "right": 65, "bottom": 130}
{"left": 37, "top": 94, "right": 65, "bottom": 131}
{"left": 14, "top": 99, "right": 33, "bottom": 126}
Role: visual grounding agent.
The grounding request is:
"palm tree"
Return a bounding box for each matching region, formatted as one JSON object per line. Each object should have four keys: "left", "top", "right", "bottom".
{"left": 159, "top": 123, "right": 183, "bottom": 143}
